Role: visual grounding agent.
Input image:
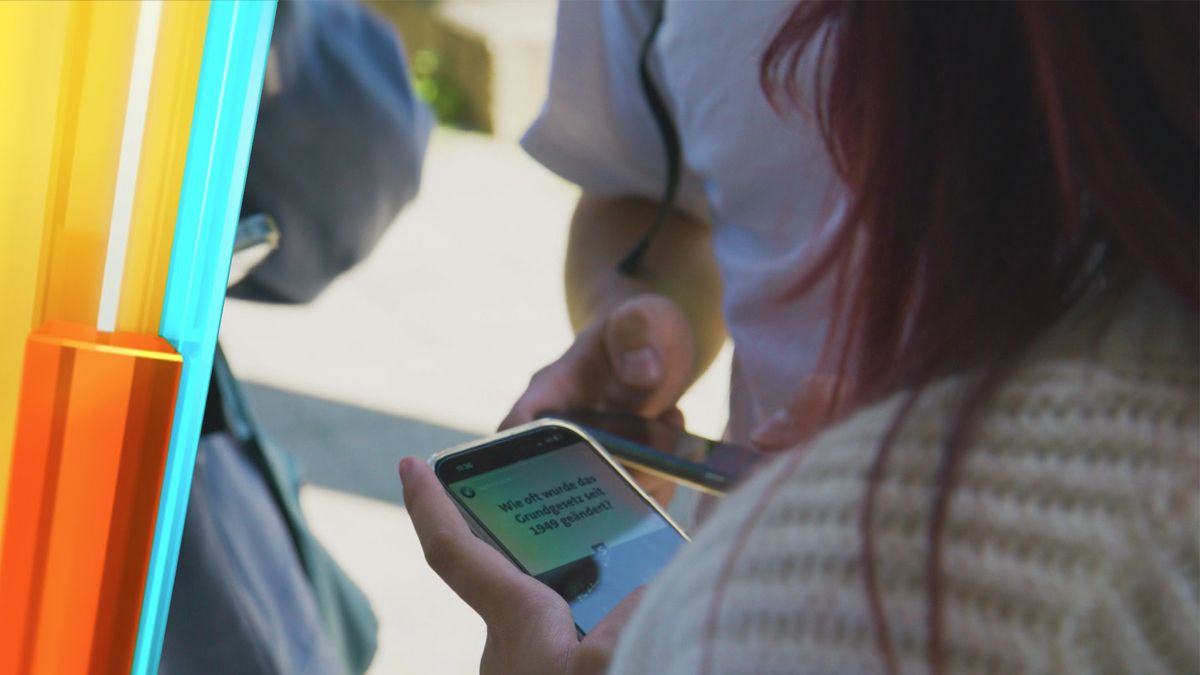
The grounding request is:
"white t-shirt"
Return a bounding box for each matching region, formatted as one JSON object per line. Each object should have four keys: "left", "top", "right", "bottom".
{"left": 522, "top": 0, "right": 841, "bottom": 443}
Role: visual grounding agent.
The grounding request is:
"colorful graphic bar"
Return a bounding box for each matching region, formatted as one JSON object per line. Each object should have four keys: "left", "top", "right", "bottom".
{"left": 134, "top": 2, "right": 276, "bottom": 673}
{"left": 0, "top": 323, "right": 181, "bottom": 675}
{"left": 0, "top": 0, "right": 209, "bottom": 568}
{"left": 0, "top": 1, "right": 274, "bottom": 673}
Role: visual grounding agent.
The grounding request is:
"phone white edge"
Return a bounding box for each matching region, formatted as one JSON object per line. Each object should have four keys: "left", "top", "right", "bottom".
{"left": 426, "top": 419, "right": 691, "bottom": 555}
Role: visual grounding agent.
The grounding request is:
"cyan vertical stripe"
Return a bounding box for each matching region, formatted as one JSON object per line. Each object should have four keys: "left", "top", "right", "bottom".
{"left": 132, "top": 2, "right": 275, "bottom": 674}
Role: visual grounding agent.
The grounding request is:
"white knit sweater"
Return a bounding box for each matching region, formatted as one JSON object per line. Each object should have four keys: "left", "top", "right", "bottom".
{"left": 609, "top": 275, "right": 1199, "bottom": 675}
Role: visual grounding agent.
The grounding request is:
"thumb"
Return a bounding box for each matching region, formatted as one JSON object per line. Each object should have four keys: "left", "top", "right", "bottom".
{"left": 751, "top": 374, "right": 846, "bottom": 452}
{"left": 602, "top": 295, "right": 695, "bottom": 416}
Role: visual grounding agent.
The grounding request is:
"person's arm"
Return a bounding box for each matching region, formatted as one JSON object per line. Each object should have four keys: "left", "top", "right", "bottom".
{"left": 501, "top": 194, "right": 725, "bottom": 507}
{"left": 565, "top": 194, "right": 726, "bottom": 380}
{"left": 501, "top": 193, "right": 725, "bottom": 428}
{"left": 500, "top": 2, "right": 724, "bottom": 475}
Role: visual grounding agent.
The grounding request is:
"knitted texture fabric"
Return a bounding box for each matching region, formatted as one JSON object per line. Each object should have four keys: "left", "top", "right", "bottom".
{"left": 608, "top": 274, "right": 1199, "bottom": 675}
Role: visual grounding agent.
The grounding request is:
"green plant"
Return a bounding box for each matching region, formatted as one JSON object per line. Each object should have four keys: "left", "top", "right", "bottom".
{"left": 411, "top": 49, "right": 467, "bottom": 126}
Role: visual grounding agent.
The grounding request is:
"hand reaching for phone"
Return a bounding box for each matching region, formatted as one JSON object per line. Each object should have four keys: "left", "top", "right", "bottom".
{"left": 400, "top": 457, "right": 641, "bottom": 675}
{"left": 502, "top": 293, "right": 695, "bottom": 427}
{"left": 502, "top": 294, "right": 696, "bottom": 504}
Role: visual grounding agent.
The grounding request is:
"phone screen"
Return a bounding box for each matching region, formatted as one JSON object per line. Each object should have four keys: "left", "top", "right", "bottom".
{"left": 435, "top": 425, "right": 686, "bottom": 634}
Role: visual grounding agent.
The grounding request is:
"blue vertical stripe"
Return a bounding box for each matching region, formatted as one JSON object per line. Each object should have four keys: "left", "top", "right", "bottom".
{"left": 132, "top": 2, "right": 276, "bottom": 673}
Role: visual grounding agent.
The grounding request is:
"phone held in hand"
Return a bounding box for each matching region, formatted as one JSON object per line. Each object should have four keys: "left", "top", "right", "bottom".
{"left": 429, "top": 420, "right": 689, "bottom": 636}
{"left": 543, "top": 411, "right": 769, "bottom": 496}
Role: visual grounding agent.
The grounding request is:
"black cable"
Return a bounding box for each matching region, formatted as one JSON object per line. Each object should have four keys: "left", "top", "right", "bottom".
{"left": 617, "top": 0, "right": 682, "bottom": 276}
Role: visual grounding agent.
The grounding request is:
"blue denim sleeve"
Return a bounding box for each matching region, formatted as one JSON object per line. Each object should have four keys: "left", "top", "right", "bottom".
{"left": 230, "top": 0, "right": 433, "bottom": 304}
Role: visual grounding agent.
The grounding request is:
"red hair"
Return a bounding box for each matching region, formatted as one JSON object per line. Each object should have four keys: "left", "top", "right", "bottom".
{"left": 758, "top": 2, "right": 1198, "bottom": 673}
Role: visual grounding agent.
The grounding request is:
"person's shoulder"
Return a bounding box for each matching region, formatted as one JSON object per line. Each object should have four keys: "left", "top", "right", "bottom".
{"left": 609, "top": 273, "right": 1197, "bottom": 674}
{"left": 638, "top": 272, "right": 1198, "bottom": 673}
{"left": 760, "top": 271, "right": 1200, "bottom": 671}
{"left": 811, "top": 270, "right": 1200, "bottom": 508}
{"left": 966, "top": 271, "right": 1199, "bottom": 508}
{"left": 951, "top": 273, "right": 1198, "bottom": 673}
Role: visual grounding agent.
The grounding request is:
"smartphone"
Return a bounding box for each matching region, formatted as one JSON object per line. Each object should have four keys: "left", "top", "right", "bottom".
{"left": 429, "top": 420, "right": 689, "bottom": 635}
{"left": 543, "top": 411, "right": 769, "bottom": 496}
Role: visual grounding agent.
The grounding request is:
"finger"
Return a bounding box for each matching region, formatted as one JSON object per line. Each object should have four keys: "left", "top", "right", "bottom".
{"left": 499, "top": 368, "right": 585, "bottom": 431}
{"left": 500, "top": 394, "right": 543, "bottom": 430}
{"left": 749, "top": 408, "right": 804, "bottom": 452}
{"left": 626, "top": 468, "right": 677, "bottom": 508}
{"left": 657, "top": 406, "right": 686, "bottom": 429}
{"left": 499, "top": 407, "right": 530, "bottom": 431}
{"left": 570, "top": 587, "right": 648, "bottom": 675}
{"left": 500, "top": 367, "right": 575, "bottom": 430}
{"left": 606, "top": 304, "right": 662, "bottom": 389}
{"left": 499, "top": 324, "right": 613, "bottom": 430}
{"left": 751, "top": 375, "right": 843, "bottom": 451}
{"left": 399, "top": 457, "right": 540, "bottom": 618}
{"left": 602, "top": 295, "right": 695, "bottom": 415}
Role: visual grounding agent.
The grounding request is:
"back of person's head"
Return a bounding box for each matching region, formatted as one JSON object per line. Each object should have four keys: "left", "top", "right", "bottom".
{"left": 760, "top": 3, "right": 1197, "bottom": 673}
{"left": 764, "top": 1, "right": 1196, "bottom": 400}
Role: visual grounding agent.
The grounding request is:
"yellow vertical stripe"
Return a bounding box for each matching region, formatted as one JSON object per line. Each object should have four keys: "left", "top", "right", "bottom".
{"left": 0, "top": 1, "right": 72, "bottom": 563}
{"left": 35, "top": 1, "right": 140, "bottom": 327}
{"left": 29, "top": 3, "right": 91, "bottom": 328}
{"left": 117, "top": 0, "right": 211, "bottom": 334}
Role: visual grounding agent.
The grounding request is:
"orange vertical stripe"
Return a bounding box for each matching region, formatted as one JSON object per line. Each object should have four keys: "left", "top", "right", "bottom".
{"left": 0, "top": 323, "right": 181, "bottom": 675}
{"left": 30, "top": 346, "right": 135, "bottom": 675}
{"left": 0, "top": 341, "right": 72, "bottom": 675}
{"left": 88, "top": 357, "right": 180, "bottom": 675}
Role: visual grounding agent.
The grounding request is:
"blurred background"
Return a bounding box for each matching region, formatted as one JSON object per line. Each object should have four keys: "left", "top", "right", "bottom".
{"left": 216, "top": 2, "right": 731, "bottom": 672}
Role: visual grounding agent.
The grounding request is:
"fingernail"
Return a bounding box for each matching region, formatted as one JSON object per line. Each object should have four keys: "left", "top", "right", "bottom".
{"left": 620, "top": 347, "right": 662, "bottom": 387}
{"left": 398, "top": 457, "right": 413, "bottom": 482}
{"left": 751, "top": 409, "right": 792, "bottom": 450}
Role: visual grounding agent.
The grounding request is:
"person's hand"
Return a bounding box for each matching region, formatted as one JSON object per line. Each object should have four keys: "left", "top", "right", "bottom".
{"left": 502, "top": 293, "right": 696, "bottom": 505}
{"left": 399, "top": 457, "right": 643, "bottom": 675}
{"left": 503, "top": 293, "right": 695, "bottom": 426}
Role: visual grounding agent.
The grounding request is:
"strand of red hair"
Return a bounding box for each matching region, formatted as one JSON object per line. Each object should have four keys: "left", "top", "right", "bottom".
{"left": 756, "top": 2, "right": 1198, "bottom": 673}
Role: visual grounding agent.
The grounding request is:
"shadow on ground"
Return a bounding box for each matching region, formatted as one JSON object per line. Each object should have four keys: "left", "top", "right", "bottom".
{"left": 240, "top": 381, "right": 480, "bottom": 507}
